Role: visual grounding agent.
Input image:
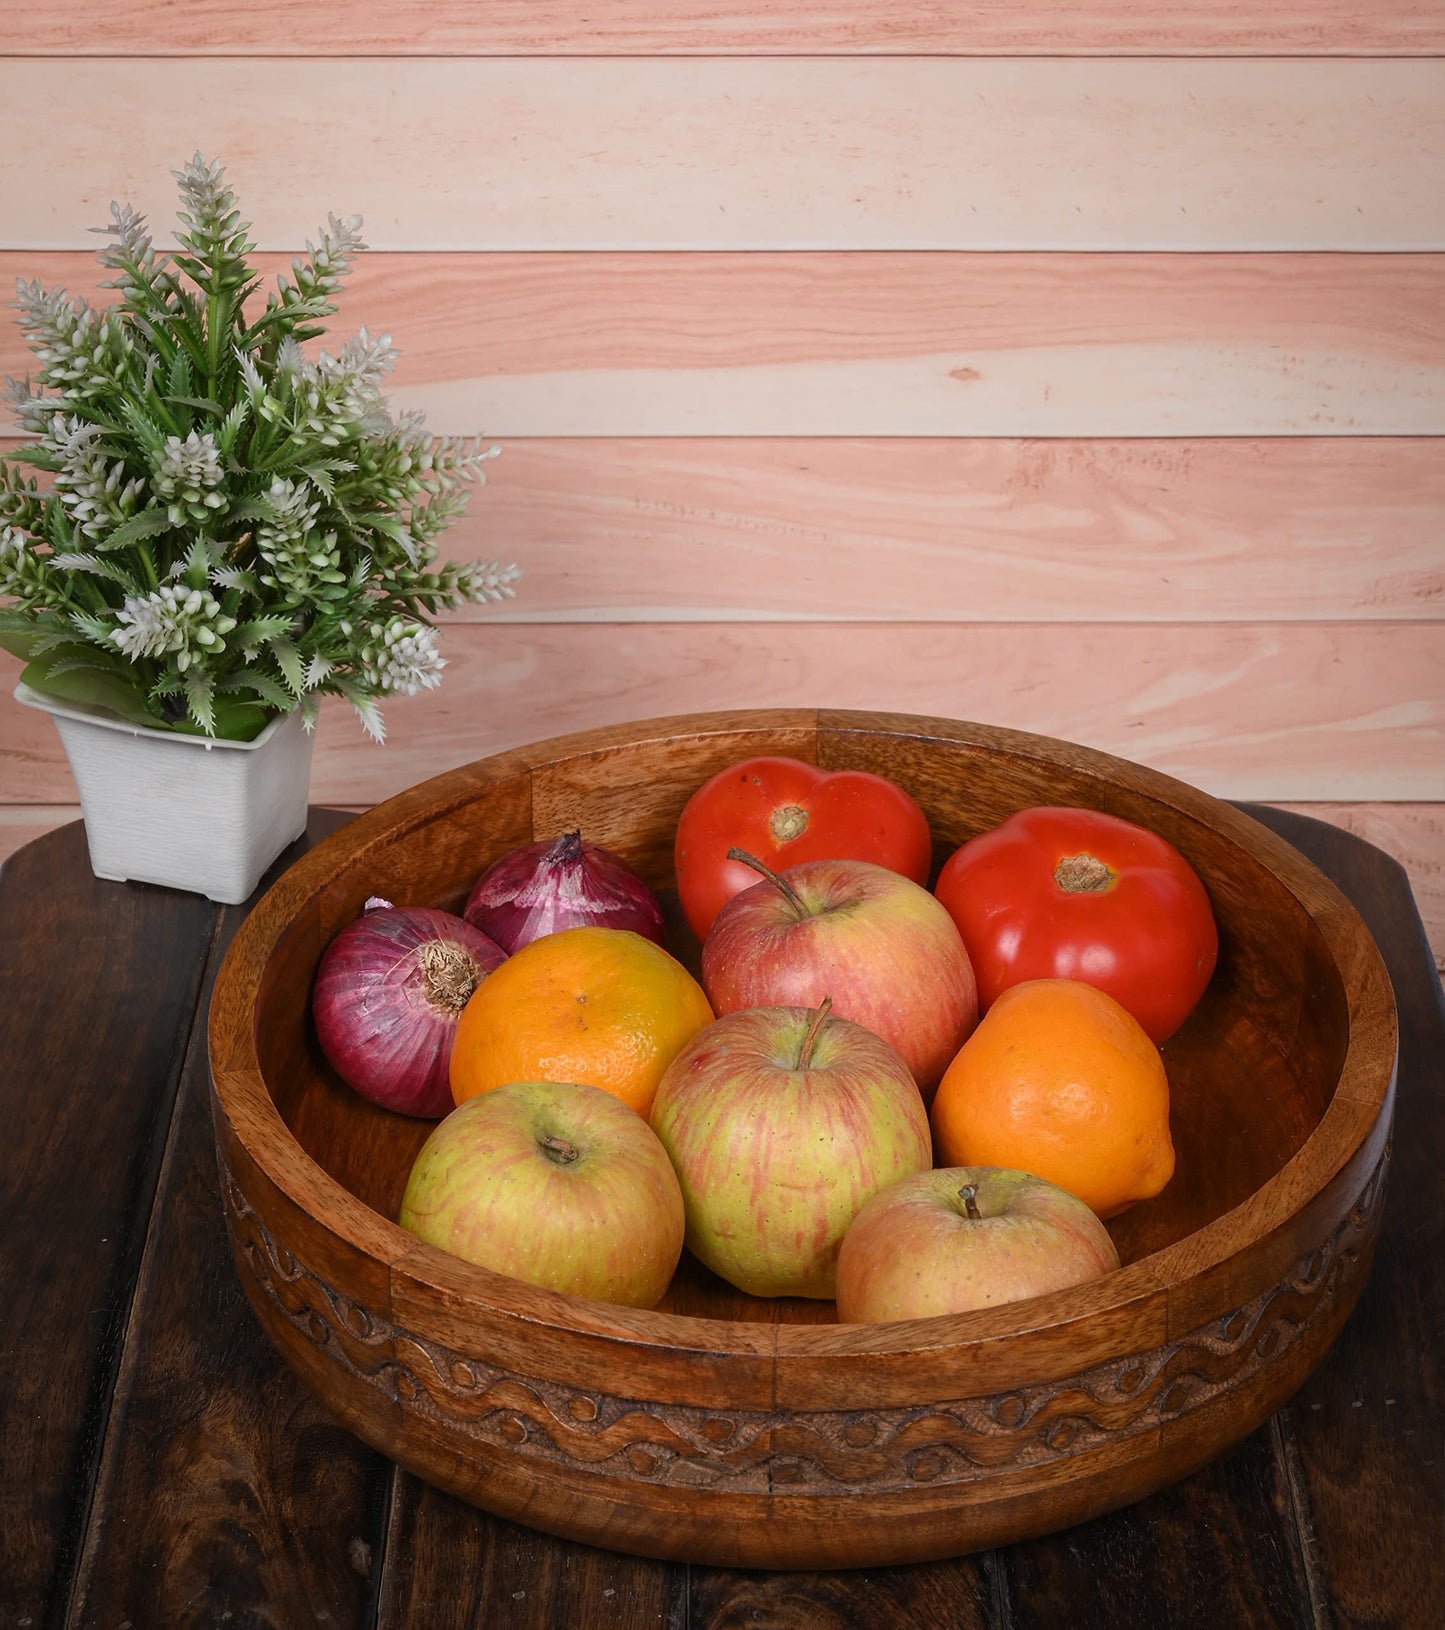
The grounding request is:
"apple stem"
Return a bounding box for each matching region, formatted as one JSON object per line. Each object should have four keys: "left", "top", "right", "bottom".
{"left": 958, "top": 1183, "right": 982, "bottom": 1221}
{"left": 539, "top": 1135, "right": 580, "bottom": 1166}
{"left": 727, "top": 845, "right": 807, "bottom": 914}
{"left": 798, "top": 996, "right": 834, "bottom": 1070}
{"left": 1054, "top": 851, "right": 1115, "bottom": 893}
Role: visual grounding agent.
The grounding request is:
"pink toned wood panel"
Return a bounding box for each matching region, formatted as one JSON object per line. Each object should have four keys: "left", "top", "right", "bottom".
{"left": 3, "top": 61, "right": 1441, "bottom": 252}
{"left": 5, "top": 254, "right": 1442, "bottom": 437}
{"left": 3, "top": 435, "right": 1439, "bottom": 624}
{"left": 3, "top": 622, "right": 1441, "bottom": 806}
{"left": 427, "top": 438, "right": 1445, "bottom": 622}
{"left": 1275, "top": 803, "right": 1445, "bottom": 973}
{"left": 0, "top": 808, "right": 81, "bottom": 871}
{"left": 10, "top": 1, "right": 1441, "bottom": 55}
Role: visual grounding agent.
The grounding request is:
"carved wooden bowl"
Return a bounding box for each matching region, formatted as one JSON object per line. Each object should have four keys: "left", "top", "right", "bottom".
{"left": 207, "top": 709, "right": 1396, "bottom": 1569}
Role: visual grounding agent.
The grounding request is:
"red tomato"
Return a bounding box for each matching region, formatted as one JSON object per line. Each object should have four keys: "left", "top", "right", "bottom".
{"left": 933, "top": 806, "right": 1218, "bottom": 1044}
{"left": 674, "top": 756, "right": 933, "bottom": 941}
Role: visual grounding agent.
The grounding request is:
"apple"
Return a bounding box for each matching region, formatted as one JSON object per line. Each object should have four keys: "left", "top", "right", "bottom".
{"left": 701, "top": 853, "right": 977, "bottom": 1099}
{"left": 397, "top": 1079, "right": 685, "bottom": 1309}
{"left": 834, "top": 1166, "right": 1120, "bottom": 1323}
{"left": 648, "top": 1001, "right": 933, "bottom": 1299}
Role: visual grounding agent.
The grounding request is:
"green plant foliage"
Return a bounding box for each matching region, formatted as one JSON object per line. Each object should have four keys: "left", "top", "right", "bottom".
{"left": 0, "top": 154, "right": 518, "bottom": 740}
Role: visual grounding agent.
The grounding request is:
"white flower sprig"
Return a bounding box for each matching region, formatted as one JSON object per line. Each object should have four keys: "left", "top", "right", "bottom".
{"left": 153, "top": 430, "right": 226, "bottom": 525}
{"left": 0, "top": 152, "right": 517, "bottom": 740}
{"left": 111, "top": 585, "right": 237, "bottom": 669}
{"left": 362, "top": 617, "right": 446, "bottom": 697}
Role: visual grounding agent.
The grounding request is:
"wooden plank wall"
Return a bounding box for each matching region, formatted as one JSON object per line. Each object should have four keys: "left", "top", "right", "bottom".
{"left": 0, "top": 5, "right": 1442, "bottom": 972}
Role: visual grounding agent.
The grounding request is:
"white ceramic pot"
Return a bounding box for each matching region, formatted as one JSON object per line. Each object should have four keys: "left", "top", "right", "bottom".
{"left": 14, "top": 681, "right": 315, "bottom": 904}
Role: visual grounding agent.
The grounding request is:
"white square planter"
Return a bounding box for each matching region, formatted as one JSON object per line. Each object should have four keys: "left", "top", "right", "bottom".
{"left": 15, "top": 681, "right": 315, "bottom": 904}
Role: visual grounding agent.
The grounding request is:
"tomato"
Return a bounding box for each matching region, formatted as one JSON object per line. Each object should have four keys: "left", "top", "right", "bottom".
{"left": 933, "top": 806, "right": 1218, "bottom": 1044}
{"left": 674, "top": 756, "right": 933, "bottom": 941}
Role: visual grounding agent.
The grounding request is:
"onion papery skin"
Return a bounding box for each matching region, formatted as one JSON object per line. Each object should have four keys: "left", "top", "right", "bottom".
{"left": 312, "top": 905, "right": 507, "bottom": 1118}
{"left": 463, "top": 830, "right": 666, "bottom": 953}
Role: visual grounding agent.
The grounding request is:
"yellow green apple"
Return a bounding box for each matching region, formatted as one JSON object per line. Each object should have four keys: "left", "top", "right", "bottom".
{"left": 835, "top": 1166, "right": 1120, "bottom": 1322}
{"left": 399, "top": 1079, "right": 685, "bottom": 1309}
{"left": 649, "top": 1002, "right": 933, "bottom": 1299}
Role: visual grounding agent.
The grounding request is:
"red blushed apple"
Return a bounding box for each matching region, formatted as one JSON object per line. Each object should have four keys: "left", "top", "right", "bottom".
{"left": 648, "top": 1001, "right": 933, "bottom": 1299}
{"left": 398, "top": 1080, "right": 685, "bottom": 1309}
{"left": 701, "top": 854, "right": 977, "bottom": 1100}
{"left": 834, "top": 1166, "right": 1120, "bottom": 1323}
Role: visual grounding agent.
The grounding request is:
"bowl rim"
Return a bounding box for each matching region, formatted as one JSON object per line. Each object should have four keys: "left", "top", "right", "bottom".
{"left": 209, "top": 706, "right": 1398, "bottom": 1360}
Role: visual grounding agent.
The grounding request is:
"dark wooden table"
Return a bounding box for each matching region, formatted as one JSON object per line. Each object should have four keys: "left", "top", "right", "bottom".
{"left": 2, "top": 806, "right": 1441, "bottom": 1629}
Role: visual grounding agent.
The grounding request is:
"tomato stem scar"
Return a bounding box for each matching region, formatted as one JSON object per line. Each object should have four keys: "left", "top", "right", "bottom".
{"left": 769, "top": 804, "right": 810, "bottom": 844}
{"left": 1054, "top": 852, "right": 1115, "bottom": 893}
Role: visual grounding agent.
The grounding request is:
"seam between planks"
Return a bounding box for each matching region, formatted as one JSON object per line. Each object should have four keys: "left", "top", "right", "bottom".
{"left": 0, "top": 51, "right": 1442, "bottom": 61}
{"left": 366, "top": 1463, "right": 401, "bottom": 1630}
{"left": 58, "top": 901, "right": 225, "bottom": 1630}
{"left": 1270, "top": 1412, "right": 1335, "bottom": 1630}
{"left": 983, "top": 1547, "right": 1016, "bottom": 1630}
{"left": 668, "top": 1562, "right": 691, "bottom": 1630}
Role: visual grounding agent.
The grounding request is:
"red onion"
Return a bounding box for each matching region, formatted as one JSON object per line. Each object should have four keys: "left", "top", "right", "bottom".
{"left": 312, "top": 898, "right": 507, "bottom": 1118}
{"left": 463, "top": 830, "right": 665, "bottom": 953}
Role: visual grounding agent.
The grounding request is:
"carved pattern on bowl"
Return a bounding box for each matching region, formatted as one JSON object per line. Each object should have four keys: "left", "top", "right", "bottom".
{"left": 219, "top": 1147, "right": 1387, "bottom": 1497}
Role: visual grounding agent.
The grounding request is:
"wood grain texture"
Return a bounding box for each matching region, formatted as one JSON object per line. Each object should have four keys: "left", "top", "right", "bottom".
{"left": 1004, "top": 1430, "right": 1313, "bottom": 1630}
{"left": 2, "top": 622, "right": 1441, "bottom": 804}
{"left": 686, "top": 1554, "right": 994, "bottom": 1627}
{"left": 376, "top": 1481, "right": 680, "bottom": 1629}
{"left": 1277, "top": 804, "right": 1445, "bottom": 972}
{"left": 239, "top": 616, "right": 1445, "bottom": 801}
{"left": 67, "top": 886, "right": 392, "bottom": 1627}
{"left": 3, "top": 60, "right": 1442, "bottom": 252}
{"left": 10, "top": 0, "right": 1443, "bottom": 55}
{"left": 8, "top": 800, "right": 1445, "bottom": 966}
{"left": 404, "top": 438, "right": 1445, "bottom": 618}
{"left": 205, "top": 711, "right": 1396, "bottom": 1567}
{"left": 7, "top": 798, "right": 1436, "bottom": 1621}
{"left": 1241, "top": 805, "right": 1445, "bottom": 1629}
{"left": 0, "top": 826, "right": 216, "bottom": 1626}
{"left": 4, "top": 253, "right": 1442, "bottom": 437}
{"left": 4, "top": 433, "right": 1441, "bottom": 620}
{"left": 0, "top": 806, "right": 78, "bottom": 869}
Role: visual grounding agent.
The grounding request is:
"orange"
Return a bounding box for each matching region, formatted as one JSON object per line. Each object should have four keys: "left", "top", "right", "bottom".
{"left": 930, "top": 977, "right": 1174, "bottom": 1218}
{"left": 449, "top": 926, "right": 714, "bottom": 1118}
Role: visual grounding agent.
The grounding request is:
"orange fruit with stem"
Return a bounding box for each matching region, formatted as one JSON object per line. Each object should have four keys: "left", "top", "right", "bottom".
{"left": 449, "top": 926, "right": 714, "bottom": 1119}
{"left": 929, "top": 977, "right": 1175, "bottom": 1218}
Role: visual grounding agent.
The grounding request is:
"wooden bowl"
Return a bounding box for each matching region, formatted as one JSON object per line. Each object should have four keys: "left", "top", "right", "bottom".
{"left": 207, "top": 709, "right": 1396, "bottom": 1569}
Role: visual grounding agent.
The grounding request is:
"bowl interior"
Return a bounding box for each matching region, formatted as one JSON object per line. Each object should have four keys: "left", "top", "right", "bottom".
{"left": 251, "top": 714, "right": 1351, "bottom": 1327}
